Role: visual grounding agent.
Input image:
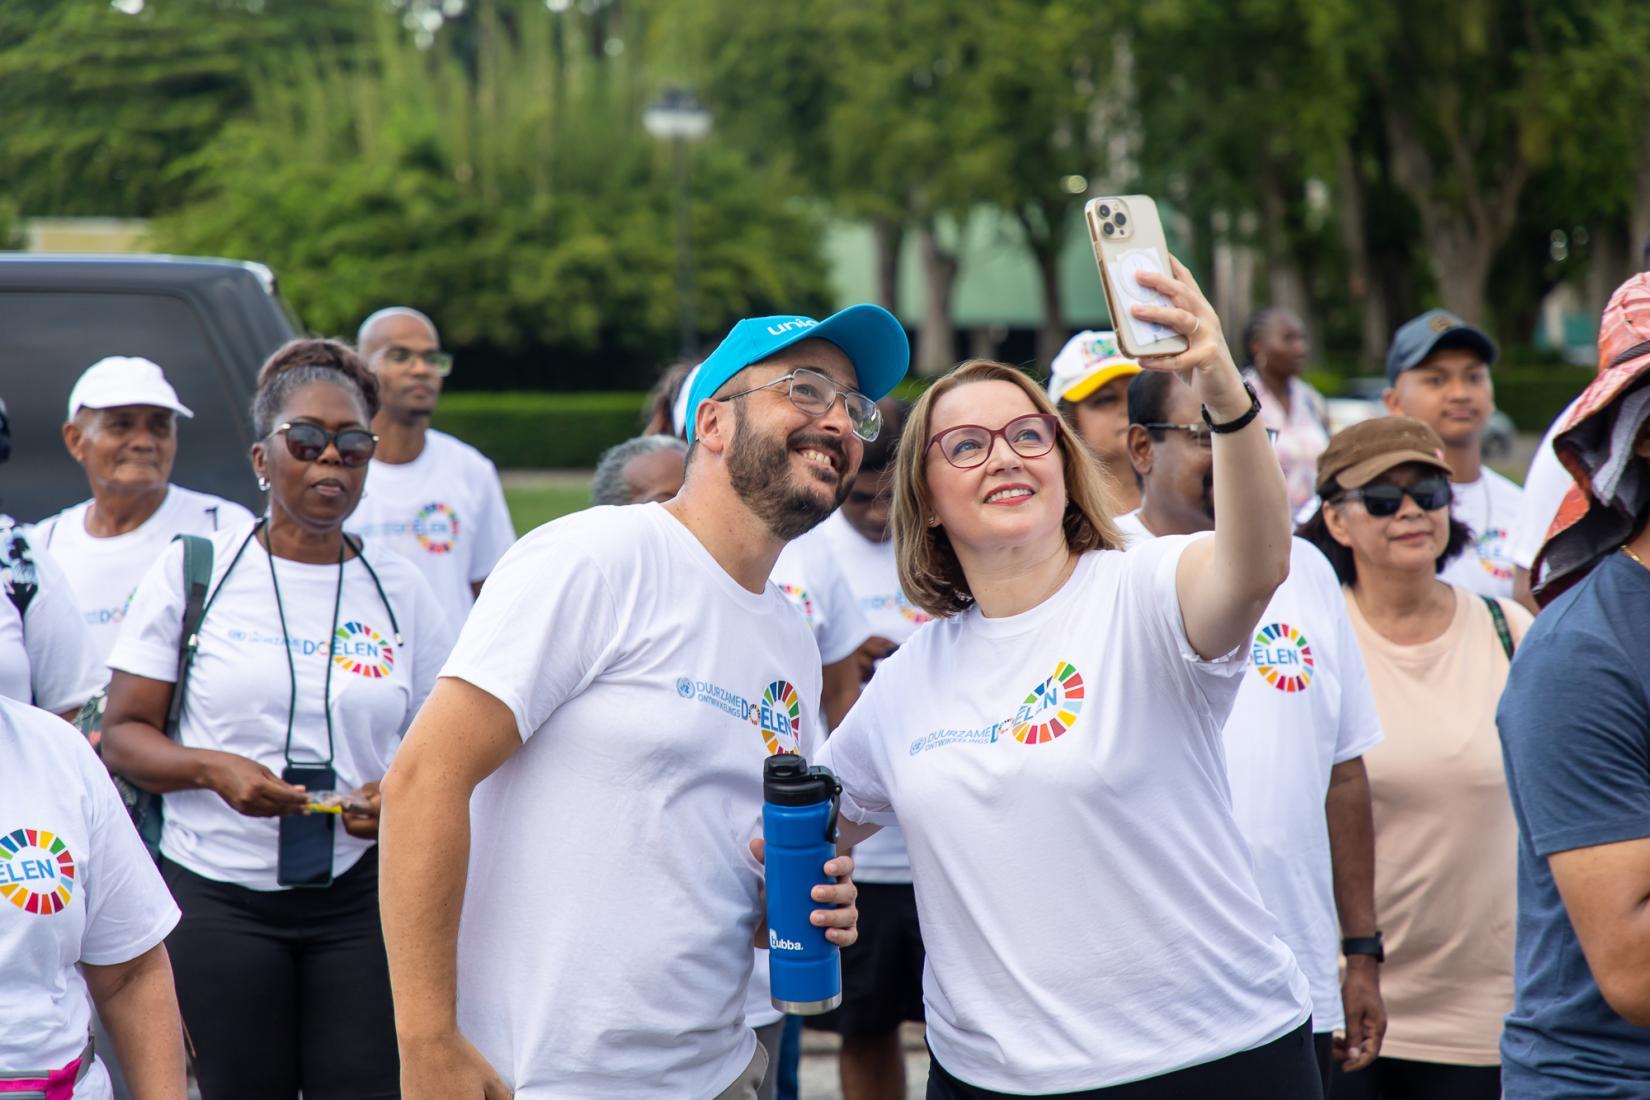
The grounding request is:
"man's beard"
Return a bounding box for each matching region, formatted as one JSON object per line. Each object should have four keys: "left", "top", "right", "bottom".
{"left": 727, "top": 409, "right": 850, "bottom": 541}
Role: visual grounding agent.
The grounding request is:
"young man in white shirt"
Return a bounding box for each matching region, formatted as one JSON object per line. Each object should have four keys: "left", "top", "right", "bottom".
{"left": 33, "top": 357, "right": 254, "bottom": 674}
{"left": 1121, "top": 370, "right": 1387, "bottom": 1095}
{"left": 378, "top": 305, "right": 908, "bottom": 1100}
{"left": 348, "top": 307, "right": 516, "bottom": 632}
{"left": 1382, "top": 310, "right": 1522, "bottom": 599}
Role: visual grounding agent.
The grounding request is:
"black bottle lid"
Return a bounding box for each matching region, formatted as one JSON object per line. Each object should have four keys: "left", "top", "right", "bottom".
{"left": 763, "top": 753, "right": 837, "bottom": 806}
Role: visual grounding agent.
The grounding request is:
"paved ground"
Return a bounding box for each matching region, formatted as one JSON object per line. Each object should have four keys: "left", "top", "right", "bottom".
{"left": 799, "top": 1023, "right": 930, "bottom": 1099}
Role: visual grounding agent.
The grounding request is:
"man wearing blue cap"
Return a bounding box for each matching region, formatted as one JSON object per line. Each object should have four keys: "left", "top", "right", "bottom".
{"left": 1382, "top": 309, "right": 1523, "bottom": 600}
{"left": 378, "top": 305, "right": 909, "bottom": 1100}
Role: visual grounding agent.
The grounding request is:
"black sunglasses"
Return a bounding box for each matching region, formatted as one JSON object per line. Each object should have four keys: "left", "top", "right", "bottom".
{"left": 1339, "top": 477, "right": 1453, "bottom": 517}
{"left": 271, "top": 422, "right": 378, "bottom": 467}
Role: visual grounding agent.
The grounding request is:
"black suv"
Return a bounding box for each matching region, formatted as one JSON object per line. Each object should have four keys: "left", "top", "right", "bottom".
{"left": 0, "top": 255, "right": 300, "bottom": 522}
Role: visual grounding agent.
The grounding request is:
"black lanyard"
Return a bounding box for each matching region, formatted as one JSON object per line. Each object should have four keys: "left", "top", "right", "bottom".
{"left": 201, "top": 518, "right": 404, "bottom": 770}
{"left": 265, "top": 528, "right": 346, "bottom": 768}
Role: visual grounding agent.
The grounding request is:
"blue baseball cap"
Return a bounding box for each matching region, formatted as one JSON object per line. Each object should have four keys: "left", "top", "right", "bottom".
{"left": 1385, "top": 309, "right": 1499, "bottom": 384}
{"left": 682, "top": 304, "right": 910, "bottom": 443}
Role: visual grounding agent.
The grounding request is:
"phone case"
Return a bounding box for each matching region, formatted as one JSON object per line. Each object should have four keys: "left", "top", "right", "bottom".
{"left": 1085, "top": 195, "right": 1190, "bottom": 359}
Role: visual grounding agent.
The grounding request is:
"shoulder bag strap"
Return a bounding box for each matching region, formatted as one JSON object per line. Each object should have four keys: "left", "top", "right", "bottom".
{"left": 1482, "top": 594, "right": 1515, "bottom": 662}
{"left": 165, "top": 534, "right": 215, "bottom": 738}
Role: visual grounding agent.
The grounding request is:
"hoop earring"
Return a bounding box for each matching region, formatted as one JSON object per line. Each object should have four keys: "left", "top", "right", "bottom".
{"left": 257, "top": 476, "right": 270, "bottom": 492}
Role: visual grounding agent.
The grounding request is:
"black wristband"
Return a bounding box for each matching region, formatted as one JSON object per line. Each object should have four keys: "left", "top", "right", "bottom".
{"left": 1342, "top": 932, "right": 1384, "bottom": 962}
{"left": 1200, "top": 381, "right": 1262, "bottom": 434}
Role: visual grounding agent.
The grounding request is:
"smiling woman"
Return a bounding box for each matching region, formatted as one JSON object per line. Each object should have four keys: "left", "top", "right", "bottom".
{"left": 815, "top": 253, "right": 1325, "bottom": 1097}
{"left": 98, "top": 339, "right": 456, "bottom": 1100}
{"left": 1297, "top": 415, "right": 1529, "bottom": 1100}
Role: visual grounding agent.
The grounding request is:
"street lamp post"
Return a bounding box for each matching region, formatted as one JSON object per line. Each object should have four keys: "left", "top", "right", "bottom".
{"left": 644, "top": 87, "right": 712, "bottom": 358}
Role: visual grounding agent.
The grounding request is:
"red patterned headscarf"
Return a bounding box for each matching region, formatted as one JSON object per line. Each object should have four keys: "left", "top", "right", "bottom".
{"left": 1533, "top": 273, "right": 1650, "bottom": 606}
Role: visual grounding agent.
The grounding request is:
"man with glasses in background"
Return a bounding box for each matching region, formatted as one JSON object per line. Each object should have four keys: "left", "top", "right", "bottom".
{"left": 349, "top": 307, "right": 516, "bottom": 633}
{"left": 1114, "top": 371, "right": 1387, "bottom": 1094}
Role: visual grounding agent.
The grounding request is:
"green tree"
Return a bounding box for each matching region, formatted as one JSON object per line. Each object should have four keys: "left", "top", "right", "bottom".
{"left": 959, "top": 0, "right": 1115, "bottom": 366}
{"left": 0, "top": 0, "right": 362, "bottom": 217}
{"left": 154, "top": 4, "right": 829, "bottom": 387}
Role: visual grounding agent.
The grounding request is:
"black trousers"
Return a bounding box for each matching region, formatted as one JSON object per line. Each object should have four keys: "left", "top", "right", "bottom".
{"left": 161, "top": 849, "right": 399, "bottom": 1100}
{"left": 927, "top": 1020, "right": 1321, "bottom": 1099}
{"left": 1330, "top": 1056, "right": 1500, "bottom": 1100}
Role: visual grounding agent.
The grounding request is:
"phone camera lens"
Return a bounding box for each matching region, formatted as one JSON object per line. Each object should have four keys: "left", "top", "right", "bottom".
{"left": 1097, "top": 204, "right": 1112, "bottom": 218}
{"left": 1102, "top": 222, "right": 1116, "bottom": 237}
{"left": 1113, "top": 212, "right": 1128, "bottom": 227}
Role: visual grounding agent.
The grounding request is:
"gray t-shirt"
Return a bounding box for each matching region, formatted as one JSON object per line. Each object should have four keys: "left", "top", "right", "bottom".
{"left": 1499, "top": 551, "right": 1650, "bottom": 1097}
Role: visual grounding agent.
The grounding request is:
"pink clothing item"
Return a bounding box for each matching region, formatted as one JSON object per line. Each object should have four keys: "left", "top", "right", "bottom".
{"left": 1246, "top": 371, "right": 1330, "bottom": 511}
{"left": 0, "top": 1051, "right": 86, "bottom": 1099}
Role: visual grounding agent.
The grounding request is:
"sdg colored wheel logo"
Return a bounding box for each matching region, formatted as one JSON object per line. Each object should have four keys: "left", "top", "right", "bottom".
{"left": 757, "top": 680, "right": 803, "bottom": 755}
{"left": 1252, "top": 623, "right": 1314, "bottom": 693}
{"left": 0, "top": 828, "right": 76, "bottom": 916}
{"left": 1010, "top": 662, "right": 1085, "bottom": 745}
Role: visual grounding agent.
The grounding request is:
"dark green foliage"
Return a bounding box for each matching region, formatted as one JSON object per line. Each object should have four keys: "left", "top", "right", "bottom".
{"left": 148, "top": 6, "right": 830, "bottom": 389}
{"left": 0, "top": 0, "right": 362, "bottom": 217}
{"left": 431, "top": 391, "right": 647, "bottom": 468}
{"left": 1491, "top": 366, "right": 1598, "bottom": 432}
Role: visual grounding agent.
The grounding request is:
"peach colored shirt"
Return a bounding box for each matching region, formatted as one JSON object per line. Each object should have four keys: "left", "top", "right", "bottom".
{"left": 1344, "top": 585, "right": 1531, "bottom": 1065}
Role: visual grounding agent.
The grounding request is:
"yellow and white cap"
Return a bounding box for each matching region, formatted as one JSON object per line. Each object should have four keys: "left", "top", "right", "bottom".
{"left": 1046, "top": 330, "right": 1140, "bottom": 403}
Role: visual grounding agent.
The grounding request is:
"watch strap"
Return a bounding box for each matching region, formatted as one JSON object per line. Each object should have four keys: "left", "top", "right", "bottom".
{"left": 1200, "top": 380, "right": 1262, "bottom": 434}
{"left": 1342, "top": 933, "right": 1385, "bottom": 962}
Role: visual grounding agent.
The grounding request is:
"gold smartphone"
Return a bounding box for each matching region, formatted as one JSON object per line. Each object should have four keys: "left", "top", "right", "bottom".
{"left": 1085, "top": 195, "right": 1189, "bottom": 359}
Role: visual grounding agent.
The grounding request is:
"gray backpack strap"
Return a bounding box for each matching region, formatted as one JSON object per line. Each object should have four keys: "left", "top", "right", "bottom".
{"left": 1482, "top": 595, "right": 1515, "bottom": 662}
{"left": 166, "top": 535, "right": 215, "bottom": 737}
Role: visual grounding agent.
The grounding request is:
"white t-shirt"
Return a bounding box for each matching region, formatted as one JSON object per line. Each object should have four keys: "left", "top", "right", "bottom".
{"left": 770, "top": 531, "right": 873, "bottom": 665}
{"left": 816, "top": 542, "right": 1311, "bottom": 1093}
{"left": 815, "top": 511, "right": 933, "bottom": 884}
{"left": 32, "top": 485, "right": 254, "bottom": 672}
{"left": 347, "top": 429, "right": 516, "bottom": 630}
{"left": 1511, "top": 398, "right": 1584, "bottom": 574}
{"left": 0, "top": 522, "right": 102, "bottom": 715}
{"left": 107, "top": 521, "right": 451, "bottom": 890}
{"left": 441, "top": 503, "right": 825, "bottom": 1098}
{"left": 1115, "top": 513, "right": 1383, "bottom": 1032}
{"left": 1439, "top": 469, "right": 1523, "bottom": 599}
{"left": 0, "top": 697, "right": 179, "bottom": 1099}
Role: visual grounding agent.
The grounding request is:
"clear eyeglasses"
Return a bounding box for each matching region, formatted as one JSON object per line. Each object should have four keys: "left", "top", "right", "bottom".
{"left": 717, "top": 367, "right": 883, "bottom": 442}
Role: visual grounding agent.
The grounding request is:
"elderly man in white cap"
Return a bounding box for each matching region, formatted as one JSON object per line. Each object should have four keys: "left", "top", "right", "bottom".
{"left": 33, "top": 356, "right": 253, "bottom": 675}
{"left": 1048, "top": 329, "right": 1143, "bottom": 512}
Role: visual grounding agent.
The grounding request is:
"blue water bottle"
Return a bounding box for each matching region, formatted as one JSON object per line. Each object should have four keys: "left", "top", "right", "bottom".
{"left": 763, "top": 753, "right": 843, "bottom": 1014}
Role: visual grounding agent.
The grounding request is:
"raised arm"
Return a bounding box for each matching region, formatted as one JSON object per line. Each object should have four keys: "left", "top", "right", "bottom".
{"left": 1131, "top": 255, "right": 1292, "bottom": 659}
{"left": 378, "top": 676, "right": 522, "bottom": 1100}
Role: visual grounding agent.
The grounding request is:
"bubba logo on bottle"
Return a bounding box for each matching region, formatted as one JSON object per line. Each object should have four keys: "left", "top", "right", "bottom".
{"left": 769, "top": 928, "right": 804, "bottom": 952}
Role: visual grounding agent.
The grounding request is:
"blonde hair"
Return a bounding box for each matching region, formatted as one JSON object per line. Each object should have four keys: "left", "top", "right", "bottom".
{"left": 893, "top": 359, "right": 1123, "bottom": 617}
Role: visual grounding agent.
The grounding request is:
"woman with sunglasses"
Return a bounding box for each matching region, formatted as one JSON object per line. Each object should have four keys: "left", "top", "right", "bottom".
{"left": 1297, "top": 416, "right": 1529, "bottom": 1100}
{"left": 101, "top": 339, "right": 453, "bottom": 1100}
{"left": 815, "top": 257, "right": 1323, "bottom": 1097}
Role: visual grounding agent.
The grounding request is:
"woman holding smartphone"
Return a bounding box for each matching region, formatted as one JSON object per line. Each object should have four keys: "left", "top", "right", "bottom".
{"left": 102, "top": 339, "right": 453, "bottom": 1100}
{"left": 815, "top": 257, "right": 1320, "bottom": 1097}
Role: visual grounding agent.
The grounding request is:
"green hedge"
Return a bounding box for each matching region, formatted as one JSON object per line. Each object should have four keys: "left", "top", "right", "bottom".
{"left": 1305, "top": 363, "right": 1594, "bottom": 432}
{"left": 1488, "top": 366, "right": 1596, "bottom": 431}
{"left": 431, "top": 391, "right": 647, "bottom": 469}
